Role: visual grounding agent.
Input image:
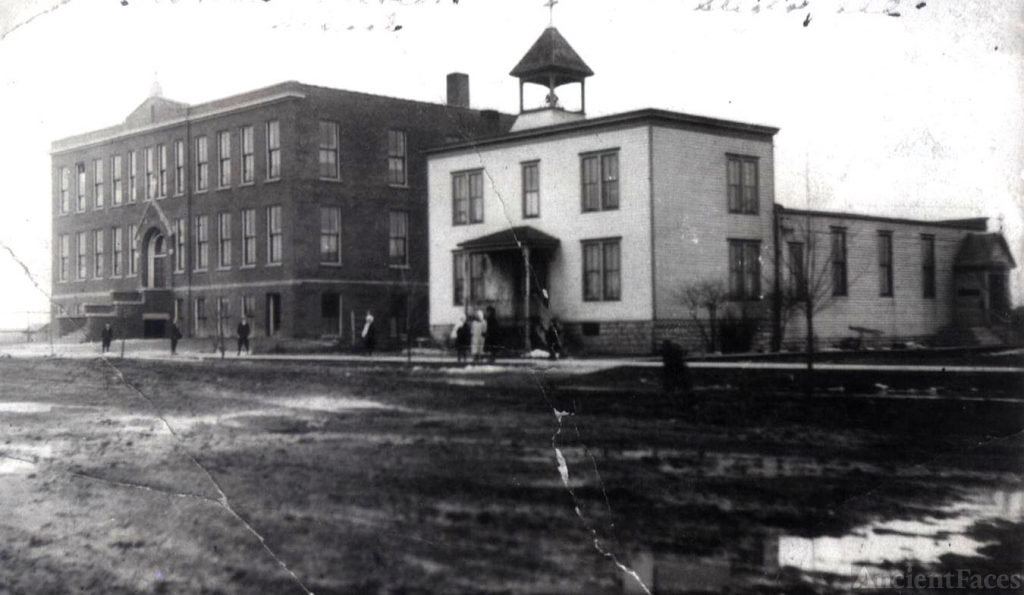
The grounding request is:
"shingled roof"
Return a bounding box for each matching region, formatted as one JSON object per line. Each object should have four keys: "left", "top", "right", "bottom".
{"left": 955, "top": 233, "right": 1017, "bottom": 269}
{"left": 510, "top": 27, "right": 593, "bottom": 87}
{"left": 458, "top": 226, "right": 560, "bottom": 251}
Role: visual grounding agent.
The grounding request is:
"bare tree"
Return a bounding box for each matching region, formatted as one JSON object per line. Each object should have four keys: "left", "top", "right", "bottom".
{"left": 677, "top": 278, "right": 729, "bottom": 353}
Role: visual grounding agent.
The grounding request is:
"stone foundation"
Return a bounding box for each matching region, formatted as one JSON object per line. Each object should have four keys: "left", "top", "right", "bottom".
{"left": 560, "top": 321, "right": 654, "bottom": 355}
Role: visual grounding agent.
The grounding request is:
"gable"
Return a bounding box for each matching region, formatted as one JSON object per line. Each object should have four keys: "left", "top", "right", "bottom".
{"left": 124, "top": 96, "right": 189, "bottom": 128}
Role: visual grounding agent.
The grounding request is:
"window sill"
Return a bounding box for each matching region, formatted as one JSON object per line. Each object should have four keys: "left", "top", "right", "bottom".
{"left": 389, "top": 264, "right": 410, "bottom": 270}
{"left": 320, "top": 262, "right": 343, "bottom": 267}
{"left": 216, "top": 266, "right": 232, "bottom": 271}
{"left": 388, "top": 183, "right": 410, "bottom": 190}
{"left": 194, "top": 268, "right": 209, "bottom": 273}
{"left": 264, "top": 177, "right": 281, "bottom": 184}
{"left": 319, "top": 177, "right": 343, "bottom": 183}
{"left": 240, "top": 264, "right": 257, "bottom": 269}
{"left": 265, "top": 262, "right": 283, "bottom": 267}
{"left": 195, "top": 189, "right": 208, "bottom": 195}
{"left": 239, "top": 181, "right": 255, "bottom": 188}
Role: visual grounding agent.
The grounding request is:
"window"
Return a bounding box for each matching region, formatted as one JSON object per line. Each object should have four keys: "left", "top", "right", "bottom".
{"left": 266, "top": 120, "right": 280, "bottom": 180}
{"left": 174, "top": 299, "right": 184, "bottom": 324}
{"left": 453, "top": 252, "right": 466, "bottom": 305}
{"left": 158, "top": 144, "right": 168, "bottom": 197}
{"left": 728, "top": 240, "right": 761, "bottom": 300}
{"left": 727, "top": 155, "right": 759, "bottom": 214}
{"left": 831, "top": 227, "right": 848, "bottom": 297}
{"left": 174, "top": 218, "right": 186, "bottom": 272}
{"left": 389, "top": 211, "right": 408, "bottom": 266}
{"left": 452, "top": 170, "right": 483, "bottom": 225}
{"left": 218, "top": 131, "right": 231, "bottom": 188}
{"left": 76, "top": 231, "right": 87, "bottom": 280}
{"left": 59, "top": 235, "right": 69, "bottom": 281}
{"left": 469, "top": 253, "right": 486, "bottom": 301}
{"left": 128, "top": 151, "right": 138, "bottom": 202}
{"left": 242, "top": 208, "right": 256, "bottom": 266}
{"left": 319, "top": 206, "right": 341, "bottom": 265}
{"left": 241, "top": 126, "right": 254, "bottom": 184}
{"left": 59, "top": 167, "right": 70, "bottom": 213}
{"left": 581, "top": 152, "right": 620, "bottom": 212}
{"left": 241, "top": 295, "right": 256, "bottom": 320}
{"left": 921, "top": 234, "right": 936, "bottom": 299}
{"left": 217, "top": 297, "right": 230, "bottom": 335}
{"left": 267, "top": 205, "right": 282, "bottom": 264}
{"left": 878, "top": 231, "right": 893, "bottom": 297}
{"left": 195, "top": 297, "right": 207, "bottom": 335}
{"left": 93, "top": 159, "right": 104, "bottom": 209}
{"left": 319, "top": 121, "right": 339, "bottom": 179}
{"left": 788, "top": 242, "right": 805, "bottom": 299}
{"left": 522, "top": 162, "right": 540, "bottom": 218}
{"left": 128, "top": 225, "right": 138, "bottom": 276}
{"left": 582, "top": 239, "right": 622, "bottom": 301}
{"left": 112, "top": 227, "right": 123, "bottom": 277}
{"left": 174, "top": 140, "right": 185, "bottom": 195}
{"left": 93, "top": 229, "right": 104, "bottom": 278}
{"left": 145, "top": 147, "right": 156, "bottom": 200}
{"left": 112, "top": 156, "right": 123, "bottom": 205}
{"left": 218, "top": 212, "right": 231, "bottom": 268}
{"left": 76, "top": 164, "right": 87, "bottom": 211}
{"left": 194, "top": 215, "right": 209, "bottom": 270}
{"left": 196, "top": 136, "right": 208, "bottom": 191}
{"left": 388, "top": 129, "right": 406, "bottom": 185}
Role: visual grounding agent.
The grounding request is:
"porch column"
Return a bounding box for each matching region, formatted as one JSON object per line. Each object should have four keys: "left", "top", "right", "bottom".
{"left": 523, "top": 247, "right": 531, "bottom": 352}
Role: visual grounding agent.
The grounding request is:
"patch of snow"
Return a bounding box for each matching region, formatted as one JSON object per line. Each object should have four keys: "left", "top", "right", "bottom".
{"left": 0, "top": 402, "right": 53, "bottom": 413}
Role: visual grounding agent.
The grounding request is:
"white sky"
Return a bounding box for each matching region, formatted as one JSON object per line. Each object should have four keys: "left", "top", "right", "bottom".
{"left": 0, "top": 0, "right": 1021, "bottom": 329}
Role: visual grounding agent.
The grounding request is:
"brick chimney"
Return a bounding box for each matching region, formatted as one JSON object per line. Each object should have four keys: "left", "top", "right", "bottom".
{"left": 447, "top": 73, "right": 470, "bottom": 108}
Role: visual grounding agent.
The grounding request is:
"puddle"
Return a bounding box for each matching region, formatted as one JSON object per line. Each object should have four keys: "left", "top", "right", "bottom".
{"left": 779, "top": 488, "right": 1024, "bottom": 579}
{"left": 0, "top": 402, "right": 53, "bottom": 413}
{"left": 260, "top": 396, "right": 396, "bottom": 413}
{"left": 0, "top": 457, "right": 37, "bottom": 474}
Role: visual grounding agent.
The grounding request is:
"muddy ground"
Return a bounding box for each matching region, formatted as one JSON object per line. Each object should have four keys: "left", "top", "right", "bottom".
{"left": 0, "top": 357, "right": 1021, "bottom": 594}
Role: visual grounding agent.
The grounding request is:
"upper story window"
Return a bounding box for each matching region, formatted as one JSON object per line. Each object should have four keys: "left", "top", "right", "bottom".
{"left": 452, "top": 170, "right": 483, "bottom": 225}
{"left": 389, "top": 211, "right": 408, "bottom": 267}
{"left": 59, "top": 167, "right": 70, "bottom": 214}
{"left": 112, "top": 155, "right": 123, "bottom": 206}
{"left": 76, "top": 164, "right": 87, "bottom": 211}
{"left": 387, "top": 129, "right": 407, "bottom": 186}
{"left": 194, "top": 215, "right": 209, "bottom": 271}
{"left": 112, "top": 227, "right": 123, "bottom": 277}
{"left": 93, "top": 229, "right": 104, "bottom": 278}
{"left": 581, "top": 151, "right": 619, "bottom": 212}
{"left": 195, "top": 136, "right": 209, "bottom": 191}
{"left": 319, "top": 121, "right": 339, "bottom": 179}
{"left": 158, "top": 144, "right": 168, "bottom": 197}
{"left": 128, "top": 151, "right": 138, "bottom": 202}
{"left": 728, "top": 239, "right": 761, "bottom": 300}
{"left": 218, "top": 131, "right": 231, "bottom": 188}
{"left": 831, "top": 227, "right": 848, "bottom": 297}
{"left": 218, "top": 212, "right": 232, "bottom": 268}
{"left": 522, "top": 162, "right": 540, "bottom": 218}
{"left": 128, "top": 225, "right": 139, "bottom": 276}
{"left": 921, "top": 234, "right": 936, "bottom": 299}
{"left": 267, "top": 120, "right": 281, "bottom": 180}
{"left": 59, "top": 235, "right": 70, "bottom": 281}
{"left": 727, "top": 155, "right": 758, "bottom": 214}
{"left": 174, "top": 218, "right": 186, "bottom": 272}
{"left": 174, "top": 140, "right": 185, "bottom": 195}
{"left": 582, "top": 238, "right": 621, "bottom": 301}
{"left": 145, "top": 147, "right": 156, "bottom": 200}
{"left": 267, "top": 205, "right": 282, "bottom": 264}
{"left": 241, "top": 126, "right": 254, "bottom": 184}
{"left": 242, "top": 208, "right": 256, "bottom": 267}
{"left": 76, "top": 231, "right": 87, "bottom": 280}
{"left": 878, "top": 231, "right": 893, "bottom": 297}
{"left": 319, "top": 206, "right": 341, "bottom": 265}
{"left": 93, "top": 159, "right": 105, "bottom": 209}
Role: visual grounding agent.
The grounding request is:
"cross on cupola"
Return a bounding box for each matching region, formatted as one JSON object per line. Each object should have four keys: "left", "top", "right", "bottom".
{"left": 509, "top": 20, "right": 593, "bottom": 115}
{"left": 545, "top": 0, "right": 558, "bottom": 27}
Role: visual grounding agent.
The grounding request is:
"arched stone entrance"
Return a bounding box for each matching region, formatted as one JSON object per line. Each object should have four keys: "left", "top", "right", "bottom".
{"left": 141, "top": 227, "right": 168, "bottom": 289}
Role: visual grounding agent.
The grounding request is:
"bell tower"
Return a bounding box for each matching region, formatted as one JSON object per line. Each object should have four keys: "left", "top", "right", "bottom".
{"left": 509, "top": 22, "right": 593, "bottom": 131}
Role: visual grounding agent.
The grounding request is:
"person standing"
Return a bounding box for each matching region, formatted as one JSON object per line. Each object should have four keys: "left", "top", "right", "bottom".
{"left": 361, "top": 312, "right": 377, "bottom": 356}
{"left": 236, "top": 318, "right": 251, "bottom": 356}
{"left": 450, "top": 315, "right": 470, "bottom": 363}
{"left": 100, "top": 323, "right": 113, "bottom": 354}
{"left": 470, "top": 310, "right": 487, "bottom": 363}
{"left": 546, "top": 318, "right": 563, "bottom": 360}
{"left": 170, "top": 321, "right": 183, "bottom": 355}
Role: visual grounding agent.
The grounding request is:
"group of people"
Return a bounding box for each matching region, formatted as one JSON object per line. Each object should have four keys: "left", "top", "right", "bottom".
{"left": 100, "top": 318, "right": 252, "bottom": 357}
{"left": 450, "top": 307, "right": 501, "bottom": 363}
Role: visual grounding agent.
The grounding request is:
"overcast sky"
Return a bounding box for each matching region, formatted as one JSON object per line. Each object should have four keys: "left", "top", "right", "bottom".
{"left": 0, "top": 0, "right": 1020, "bottom": 329}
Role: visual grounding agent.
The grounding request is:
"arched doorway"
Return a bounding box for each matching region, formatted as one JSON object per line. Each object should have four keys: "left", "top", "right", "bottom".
{"left": 141, "top": 227, "right": 167, "bottom": 289}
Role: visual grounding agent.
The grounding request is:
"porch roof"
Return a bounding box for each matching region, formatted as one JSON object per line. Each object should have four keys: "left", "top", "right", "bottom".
{"left": 955, "top": 233, "right": 1017, "bottom": 269}
{"left": 457, "top": 226, "right": 560, "bottom": 251}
